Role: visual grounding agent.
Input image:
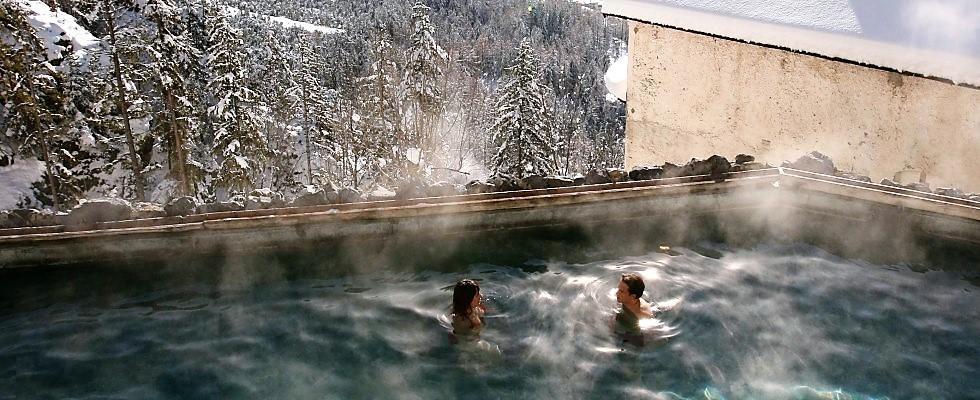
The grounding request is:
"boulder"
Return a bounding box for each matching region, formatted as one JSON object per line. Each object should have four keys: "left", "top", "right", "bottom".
{"left": 198, "top": 200, "right": 245, "bottom": 214}
{"left": 584, "top": 169, "right": 612, "bottom": 185}
{"left": 427, "top": 181, "right": 460, "bottom": 197}
{"left": 290, "top": 187, "right": 329, "bottom": 207}
{"left": 734, "top": 154, "right": 755, "bottom": 164}
{"left": 165, "top": 196, "right": 199, "bottom": 216}
{"left": 683, "top": 158, "right": 712, "bottom": 176}
{"left": 904, "top": 182, "right": 931, "bottom": 193}
{"left": 628, "top": 166, "right": 663, "bottom": 181}
{"left": 704, "top": 155, "right": 732, "bottom": 177}
{"left": 1, "top": 209, "right": 43, "bottom": 229}
{"left": 245, "top": 196, "right": 273, "bottom": 210}
{"left": 783, "top": 151, "right": 836, "bottom": 175}
{"left": 879, "top": 178, "right": 901, "bottom": 187}
{"left": 934, "top": 187, "right": 965, "bottom": 198}
{"left": 661, "top": 162, "right": 684, "bottom": 178}
{"left": 606, "top": 168, "right": 630, "bottom": 183}
{"left": 249, "top": 189, "right": 286, "bottom": 208}
{"left": 489, "top": 174, "right": 520, "bottom": 192}
{"left": 396, "top": 180, "right": 428, "bottom": 199}
{"left": 132, "top": 202, "right": 167, "bottom": 219}
{"left": 544, "top": 176, "right": 575, "bottom": 188}
{"left": 572, "top": 174, "right": 586, "bottom": 186}
{"left": 65, "top": 199, "right": 133, "bottom": 226}
{"left": 836, "top": 172, "right": 872, "bottom": 183}
{"left": 338, "top": 187, "right": 362, "bottom": 203}
{"left": 518, "top": 175, "right": 547, "bottom": 190}
{"left": 465, "top": 180, "right": 494, "bottom": 194}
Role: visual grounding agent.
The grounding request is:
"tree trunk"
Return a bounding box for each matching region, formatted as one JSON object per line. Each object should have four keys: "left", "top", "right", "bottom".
{"left": 26, "top": 74, "right": 60, "bottom": 212}
{"left": 165, "top": 89, "right": 190, "bottom": 195}
{"left": 105, "top": 3, "right": 145, "bottom": 201}
{"left": 301, "top": 85, "right": 313, "bottom": 186}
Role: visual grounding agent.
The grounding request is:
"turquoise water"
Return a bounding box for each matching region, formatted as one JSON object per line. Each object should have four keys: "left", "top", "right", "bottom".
{"left": 0, "top": 242, "right": 977, "bottom": 399}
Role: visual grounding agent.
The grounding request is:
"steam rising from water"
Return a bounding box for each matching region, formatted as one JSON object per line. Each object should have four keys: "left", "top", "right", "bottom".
{"left": 0, "top": 243, "right": 977, "bottom": 399}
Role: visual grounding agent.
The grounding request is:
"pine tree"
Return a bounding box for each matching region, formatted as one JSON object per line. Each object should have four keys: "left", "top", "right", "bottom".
{"left": 403, "top": 0, "right": 446, "bottom": 167}
{"left": 490, "top": 38, "right": 556, "bottom": 178}
{"left": 0, "top": 1, "right": 66, "bottom": 210}
{"left": 142, "top": 0, "right": 202, "bottom": 197}
{"left": 293, "top": 35, "right": 337, "bottom": 186}
{"left": 360, "top": 30, "right": 404, "bottom": 182}
{"left": 205, "top": 3, "right": 268, "bottom": 193}
{"left": 258, "top": 30, "right": 301, "bottom": 193}
{"left": 80, "top": 0, "right": 149, "bottom": 201}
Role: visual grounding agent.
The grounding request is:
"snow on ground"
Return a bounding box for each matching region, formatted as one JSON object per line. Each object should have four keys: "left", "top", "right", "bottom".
{"left": 20, "top": 0, "right": 99, "bottom": 61}
{"left": 603, "top": 0, "right": 980, "bottom": 86}
{"left": 604, "top": 51, "right": 628, "bottom": 101}
{"left": 223, "top": 6, "right": 344, "bottom": 34}
{"left": 0, "top": 159, "right": 44, "bottom": 210}
{"left": 268, "top": 16, "right": 344, "bottom": 34}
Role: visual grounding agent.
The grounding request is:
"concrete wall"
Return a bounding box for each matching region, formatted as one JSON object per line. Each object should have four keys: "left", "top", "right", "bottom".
{"left": 624, "top": 22, "right": 980, "bottom": 193}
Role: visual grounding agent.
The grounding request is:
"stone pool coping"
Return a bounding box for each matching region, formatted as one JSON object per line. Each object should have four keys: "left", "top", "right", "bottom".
{"left": 1, "top": 168, "right": 978, "bottom": 269}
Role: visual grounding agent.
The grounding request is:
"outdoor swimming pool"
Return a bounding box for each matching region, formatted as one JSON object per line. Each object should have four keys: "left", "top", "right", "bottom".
{"left": 1, "top": 230, "right": 976, "bottom": 399}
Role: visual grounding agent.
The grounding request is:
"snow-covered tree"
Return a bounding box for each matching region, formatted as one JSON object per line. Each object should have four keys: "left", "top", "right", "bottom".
{"left": 205, "top": 4, "right": 268, "bottom": 193}
{"left": 403, "top": 0, "right": 446, "bottom": 166}
{"left": 0, "top": 1, "right": 68, "bottom": 209}
{"left": 490, "top": 38, "right": 556, "bottom": 178}
{"left": 360, "top": 30, "right": 404, "bottom": 182}
{"left": 74, "top": 0, "right": 151, "bottom": 201}
{"left": 293, "top": 35, "right": 338, "bottom": 186}
{"left": 142, "top": 0, "right": 203, "bottom": 196}
{"left": 258, "top": 30, "right": 301, "bottom": 192}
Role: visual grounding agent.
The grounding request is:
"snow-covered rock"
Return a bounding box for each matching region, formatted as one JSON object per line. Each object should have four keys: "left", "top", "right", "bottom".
{"left": 64, "top": 198, "right": 133, "bottom": 227}
{"left": 165, "top": 196, "right": 199, "bottom": 216}
{"left": 584, "top": 169, "right": 612, "bottom": 185}
{"left": 518, "top": 175, "right": 547, "bottom": 190}
{"left": 465, "top": 180, "right": 495, "bottom": 194}
{"left": 628, "top": 166, "right": 663, "bottom": 181}
{"left": 131, "top": 202, "right": 167, "bottom": 219}
{"left": 199, "top": 200, "right": 245, "bottom": 214}
{"left": 544, "top": 176, "right": 576, "bottom": 188}
{"left": 934, "top": 187, "right": 965, "bottom": 198}
{"left": 783, "top": 152, "right": 836, "bottom": 175}
{"left": 338, "top": 187, "right": 362, "bottom": 203}
{"left": 489, "top": 175, "right": 520, "bottom": 192}
{"left": 607, "top": 168, "right": 630, "bottom": 183}
{"left": 905, "top": 182, "right": 931, "bottom": 193}
{"left": 734, "top": 154, "right": 756, "bottom": 164}
{"left": 289, "top": 186, "right": 334, "bottom": 207}
{"left": 1, "top": 209, "right": 50, "bottom": 229}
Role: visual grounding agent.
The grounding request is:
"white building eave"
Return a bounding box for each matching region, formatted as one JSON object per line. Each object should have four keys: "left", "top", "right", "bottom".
{"left": 603, "top": 0, "right": 980, "bottom": 87}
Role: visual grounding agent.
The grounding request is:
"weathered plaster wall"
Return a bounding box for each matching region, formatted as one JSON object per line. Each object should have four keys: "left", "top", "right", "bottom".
{"left": 625, "top": 22, "right": 980, "bottom": 193}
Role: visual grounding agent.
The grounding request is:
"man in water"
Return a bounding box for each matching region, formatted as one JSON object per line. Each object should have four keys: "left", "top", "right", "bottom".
{"left": 614, "top": 273, "right": 654, "bottom": 345}
{"left": 617, "top": 272, "right": 654, "bottom": 319}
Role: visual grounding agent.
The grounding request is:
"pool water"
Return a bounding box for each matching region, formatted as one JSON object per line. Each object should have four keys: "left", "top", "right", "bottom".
{"left": 0, "top": 241, "right": 977, "bottom": 399}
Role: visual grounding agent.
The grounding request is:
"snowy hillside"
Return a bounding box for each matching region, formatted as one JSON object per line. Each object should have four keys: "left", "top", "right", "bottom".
{"left": 19, "top": 0, "right": 98, "bottom": 60}
{"left": 223, "top": 5, "right": 344, "bottom": 34}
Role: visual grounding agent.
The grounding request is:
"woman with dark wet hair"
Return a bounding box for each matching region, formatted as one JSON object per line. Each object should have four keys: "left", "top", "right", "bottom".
{"left": 450, "top": 279, "right": 485, "bottom": 343}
